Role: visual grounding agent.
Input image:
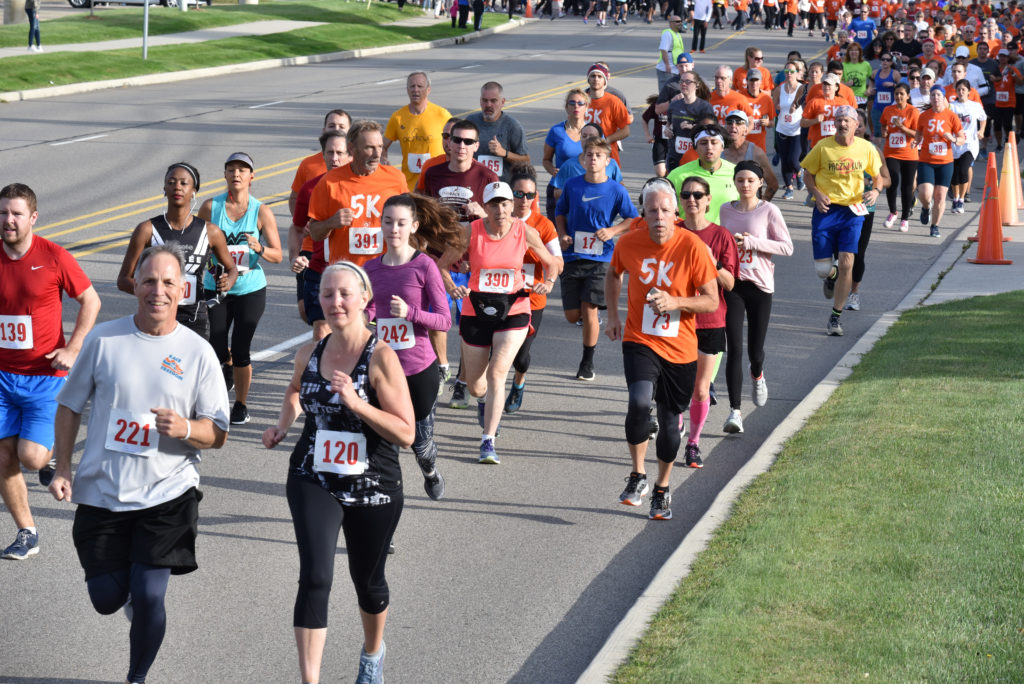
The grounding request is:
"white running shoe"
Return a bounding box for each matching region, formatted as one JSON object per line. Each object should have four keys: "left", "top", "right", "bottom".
{"left": 883, "top": 213, "right": 897, "bottom": 229}
{"left": 723, "top": 409, "right": 744, "bottom": 434}
{"left": 751, "top": 373, "right": 768, "bottom": 407}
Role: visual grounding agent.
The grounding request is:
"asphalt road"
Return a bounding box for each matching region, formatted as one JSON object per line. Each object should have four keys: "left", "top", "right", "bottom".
{"left": 0, "top": 18, "right": 977, "bottom": 684}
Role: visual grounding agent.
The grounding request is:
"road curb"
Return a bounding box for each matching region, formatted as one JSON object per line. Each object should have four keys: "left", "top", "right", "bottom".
{"left": 575, "top": 218, "right": 979, "bottom": 684}
{"left": 0, "top": 18, "right": 528, "bottom": 103}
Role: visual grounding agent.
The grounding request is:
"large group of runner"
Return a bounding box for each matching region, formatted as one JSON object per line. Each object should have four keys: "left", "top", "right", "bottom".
{"left": 1, "top": 1, "right": 1015, "bottom": 680}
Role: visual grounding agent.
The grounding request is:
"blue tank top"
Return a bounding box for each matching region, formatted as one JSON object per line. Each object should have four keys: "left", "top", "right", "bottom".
{"left": 873, "top": 69, "right": 897, "bottom": 111}
{"left": 203, "top": 192, "right": 266, "bottom": 295}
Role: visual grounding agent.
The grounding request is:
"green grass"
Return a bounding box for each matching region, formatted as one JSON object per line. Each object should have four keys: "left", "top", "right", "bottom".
{"left": 613, "top": 292, "right": 1024, "bottom": 683}
{"left": 0, "top": 1, "right": 509, "bottom": 92}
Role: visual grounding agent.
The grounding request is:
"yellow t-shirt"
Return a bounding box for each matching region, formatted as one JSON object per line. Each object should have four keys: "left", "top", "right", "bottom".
{"left": 800, "top": 136, "right": 882, "bottom": 207}
{"left": 385, "top": 102, "right": 453, "bottom": 188}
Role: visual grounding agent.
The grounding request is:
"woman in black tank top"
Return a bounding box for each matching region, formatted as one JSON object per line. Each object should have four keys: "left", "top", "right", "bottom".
{"left": 116, "top": 162, "right": 237, "bottom": 340}
{"left": 262, "top": 261, "right": 415, "bottom": 684}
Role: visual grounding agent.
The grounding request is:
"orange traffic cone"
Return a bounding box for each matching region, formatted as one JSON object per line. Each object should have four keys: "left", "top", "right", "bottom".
{"left": 1009, "top": 131, "right": 1024, "bottom": 210}
{"left": 999, "top": 147, "right": 1022, "bottom": 226}
{"left": 969, "top": 153, "right": 1013, "bottom": 265}
{"left": 524, "top": 0, "right": 532, "bottom": 16}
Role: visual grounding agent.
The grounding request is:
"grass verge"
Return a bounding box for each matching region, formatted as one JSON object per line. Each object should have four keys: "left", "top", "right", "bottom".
{"left": 0, "top": 1, "right": 508, "bottom": 92}
{"left": 613, "top": 292, "right": 1024, "bottom": 683}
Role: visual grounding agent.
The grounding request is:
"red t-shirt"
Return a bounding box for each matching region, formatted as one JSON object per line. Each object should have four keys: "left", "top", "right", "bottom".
{"left": 687, "top": 223, "right": 738, "bottom": 330}
{"left": 0, "top": 236, "right": 93, "bottom": 376}
{"left": 294, "top": 172, "right": 328, "bottom": 274}
{"left": 421, "top": 161, "right": 499, "bottom": 223}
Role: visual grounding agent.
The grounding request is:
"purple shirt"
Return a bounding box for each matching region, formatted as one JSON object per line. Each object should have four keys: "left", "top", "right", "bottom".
{"left": 364, "top": 251, "right": 451, "bottom": 375}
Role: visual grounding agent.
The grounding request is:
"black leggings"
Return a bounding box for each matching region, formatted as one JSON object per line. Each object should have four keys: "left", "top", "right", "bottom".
{"left": 784, "top": 11, "right": 796, "bottom": 35}
{"left": 777, "top": 132, "right": 803, "bottom": 188}
{"left": 807, "top": 11, "right": 822, "bottom": 30}
{"left": 625, "top": 380, "right": 682, "bottom": 463}
{"left": 287, "top": 474, "right": 403, "bottom": 628}
{"left": 712, "top": 4, "right": 725, "bottom": 27}
{"left": 885, "top": 157, "right": 917, "bottom": 220}
{"left": 852, "top": 210, "right": 874, "bottom": 284}
{"left": 407, "top": 360, "right": 440, "bottom": 472}
{"left": 724, "top": 281, "right": 773, "bottom": 412}
{"left": 763, "top": 5, "right": 775, "bottom": 27}
{"left": 208, "top": 287, "right": 266, "bottom": 368}
{"left": 86, "top": 563, "right": 171, "bottom": 684}
{"left": 512, "top": 307, "right": 544, "bottom": 375}
{"left": 691, "top": 20, "right": 708, "bottom": 51}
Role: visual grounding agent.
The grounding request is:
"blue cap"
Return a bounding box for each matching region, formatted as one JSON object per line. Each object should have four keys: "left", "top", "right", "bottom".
{"left": 930, "top": 84, "right": 946, "bottom": 95}
{"left": 676, "top": 52, "right": 693, "bottom": 64}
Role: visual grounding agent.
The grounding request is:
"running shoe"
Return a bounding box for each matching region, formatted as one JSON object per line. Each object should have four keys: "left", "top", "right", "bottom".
{"left": 582, "top": 16, "right": 588, "bottom": 23}
{"left": 504, "top": 383, "right": 525, "bottom": 413}
{"left": 222, "top": 363, "right": 234, "bottom": 392}
{"left": 449, "top": 380, "right": 469, "bottom": 409}
{"left": 782, "top": 188, "right": 794, "bottom": 200}
{"left": 230, "top": 401, "right": 249, "bottom": 425}
{"left": 387, "top": 540, "right": 396, "bottom": 554}
{"left": 2, "top": 528, "right": 39, "bottom": 560}
{"left": 423, "top": 469, "right": 445, "bottom": 501}
{"left": 845, "top": 292, "right": 860, "bottom": 311}
{"left": 884, "top": 212, "right": 897, "bottom": 229}
{"left": 356, "top": 641, "right": 386, "bottom": 684}
{"left": 920, "top": 205, "right": 930, "bottom": 225}
{"left": 899, "top": 219, "right": 909, "bottom": 233}
{"left": 751, "top": 373, "right": 768, "bottom": 407}
{"left": 576, "top": 360, "right": 596, "bottom": 381}
{"left": 796, "top": 176, "right": 806, "bottom": 191}
{"left": 684, "top": 442, "right": 703, "bottom": 469}
{"left": 827, "top": 314, "right": 844, "bottom": 336}
{"left": 619, "top": 471, "right": 650, "bottom": 506}
{"left": 437, "top": 364, "right": 451, "bottom": 398}
{"left": 930, "top": 226, "right": 941, "bottom": 238}
{"left": 648, "top": 488, "right": 673, "bottom": 520}
{"left": 823, "top": 263, "right": 837, "bottom": 300}
{"left": 723, "top": 409, "right": 744, "bottom": 434}
{"left": 38, "top": 458, "right": 56, "bottom": 487}
{"left": 478, "top": 438, "right": 500, "bottom": 464}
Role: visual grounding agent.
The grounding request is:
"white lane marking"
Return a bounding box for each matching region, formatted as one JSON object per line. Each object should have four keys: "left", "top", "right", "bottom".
{"left": 249, "top": 100, "right": 285, "bottom": 109}
{"left": 375, "top": 78, "right": 402, "bottom": 85}
{"left": 528, "top": 53, "right": 547, "bottom": 58}
{"left": 50, "top": 134, "right": 107, "bottom": 146}
{"left": 251, "top": 331, "right": 313, "bottom": 362}
{"left": 460, "top": 63, "right": 481, "bottom": 69}
{"left": 577, "top": 42, "right": 593, "bottom": 48}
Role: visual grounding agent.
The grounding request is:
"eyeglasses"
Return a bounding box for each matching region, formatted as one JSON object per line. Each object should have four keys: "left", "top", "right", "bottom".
{"left": 567, "top": 100, "right": 588, "bottom": 107}
{"left": 450, "top": 135, "right": 478, "bottom": 146}
{"left": 680, "top": 79, "right": 697, "bottom": 85}
{"left": 512, "top": 190, "right": 537, "bottom": 199}
{"left": 679, "top": 191, "right": 707, "bottom": 200}
{"left": 753, "top": 56, "right": 764, "bottom": 61}
{"left": 909, "top": 75, "right": 921, "bottom": 80}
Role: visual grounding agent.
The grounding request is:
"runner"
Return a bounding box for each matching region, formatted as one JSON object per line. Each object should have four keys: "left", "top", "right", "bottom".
{"left": 364, "top": 194, "right": 453, "bottom": 500}
{"left": 605, "top": 180, "right": 718, "bottom": 520}
{"left": 1, "top": 182, "right": 100, "bottom": 560}
{"left": 738, "top": 69, "right": 776, "bottom": 153}
{"left": 543, "top": 89, "right": 589, "bottom": 218}
{"left": 554, "top": 137, "right": 639, "bottom": 382}
{"left": 118, "top": 162, "right": 237, "bottom": 341}
{"left": 844, "top": 109, "right": 883, "bottom": 312}
{"left": 915, "top": 86, "right": 965, "bottom": 238}
{"left": 879, "top": 83, "right": 920, "bottom": 233}
{"left": 583, "top": 63, "right": 631, "bottom": 163}
{"left": 721, "top": 110, "right": 779, "bottom": 199}
{"left": 949, "top": 78, "right": 987, "bottom": 213}
{"left": 289, "top": 110, "right": 352, "bottom": 214}
{"left": 453, "top": 182, "right": 559, "bottom": 464}
{"left": 464, "top": 81, "right": 530, "bottom": 184}
{"left": 384, "top": 72, "right": 453, "bottom": 189}
{"left": 504, "top": 166, "right": 564, "bottom": 414}
{"left": 420, "top": 119, "right": 500, "bottom": 223}
{"left": 198, "top": 152, "right": 283, "bottom": 425}
{"left": 773, "top": 61, "right": 805, "bottom": 199}
{"left": 261, "top": 261, "right": 414, "bottom": 684}
{"left": 710, "top": 65, "right": 754, "bottom": 126}
{"left": 657, "top": 69, "right": 716, "bottom": 170}
{"left": 720, "top": 161, "right": 793, "bottom": 435}
{"left": 550, "top": 124, "right": 625, "bottom": 197}
{"left": 667, "top": 123, "right": 739, "bottom": 223}
{"left": 48, "top": 244, "right": 229, "bottom": 683}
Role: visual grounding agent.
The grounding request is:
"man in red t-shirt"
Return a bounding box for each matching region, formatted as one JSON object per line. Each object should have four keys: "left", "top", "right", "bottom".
{"left": 0, "top": 183, "right": 100, "bottom": 560}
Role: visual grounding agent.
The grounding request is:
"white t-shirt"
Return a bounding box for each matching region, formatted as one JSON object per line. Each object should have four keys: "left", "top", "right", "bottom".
{"left": 58, "top": 316, "right": 230, "bottom": 512}
{"left": 950, "top": 99, "right": 987, "bottom": 159}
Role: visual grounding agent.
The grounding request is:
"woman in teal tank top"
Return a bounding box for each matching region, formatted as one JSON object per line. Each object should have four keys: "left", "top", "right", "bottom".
{"left": 199, "top": 152, "right": 283, "bottom": 425}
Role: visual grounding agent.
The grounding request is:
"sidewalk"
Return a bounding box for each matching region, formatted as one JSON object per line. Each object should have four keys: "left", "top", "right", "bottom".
{"left": 925, "top": 221, "right": 1023, "bottom": 306}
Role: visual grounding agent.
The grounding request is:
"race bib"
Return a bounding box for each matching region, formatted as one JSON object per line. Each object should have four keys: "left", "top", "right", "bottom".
{"left": 737, "top": 247, "right": 756, "bottom": 273}
{"left": 997, "top": 90, "right": 1010, "bottom": 102}
{"left": 377, "top": 317, "right": 415, "bottom": 350}
{"left": 751, "top": 119, "right": 763, "bottom": 134}
{"left": 0, "top": 315, "right": 32, "bottom": 350}
{"left": 478, "top": 268, "right": 516, "bottom": 293}
{"left": 180, "top": 274, "right": 197, "bottom": 306}
{"left": 888, "top": 132, "right": 907, "bottom": 148}
{"left": 820, "top": 120, "right": 836, "bottom": 136}
{"left": 313, "top": 429, "right": 367, "bottom": 476}
{"left": 227, "top": 245, "right": 250, "bottom": 273}
{"left": 856, "top": 29, "right": 867, "bottom": 39}
{"left": 783, "top": 114, "right": 793, "bottom": 123}
{"left": 674, "top": 137, "right": 693, "bottom": 154}
{"left": 849, "top": 202, "right": 869, "bottom": 216}
{"left": 855, "top": 96, "right": 867, "bottom": 106}
{"left": 574, "top": 231, "right": 603, "bottom": 256}
{"left": 521, "top": 263, "right": 535, "bottom": 290}
{"left": 478, "top": 154, "right": 504, "bottom": 176}
{"left": 928, "top": 141, "right": 947, "bottom": 157}
{"left": 407, "top": 153, "right": 431, "bottom": 174}
{"left": 641, "top": 304, "right": 680, "bottom": 337}
{"left": 877, "top": 91, "right": 892, "bottom": 104}
{"left": 349, "top": 227, "right": 383, "bottom": 255}
{"left": 105, "top": 408, "right": 159, "bottom": 457}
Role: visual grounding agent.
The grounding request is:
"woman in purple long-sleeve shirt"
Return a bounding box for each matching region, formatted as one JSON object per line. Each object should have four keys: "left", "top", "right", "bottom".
{"left": 365, "top": 194, "right": 454, "bottom": 501}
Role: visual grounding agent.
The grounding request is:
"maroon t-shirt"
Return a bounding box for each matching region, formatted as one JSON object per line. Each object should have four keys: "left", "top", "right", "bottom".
{"left": 688, "top": 223, "right": 738, "bottom": 330}
{"left": 420, "top": 160, "right": 499, "bottom": 222}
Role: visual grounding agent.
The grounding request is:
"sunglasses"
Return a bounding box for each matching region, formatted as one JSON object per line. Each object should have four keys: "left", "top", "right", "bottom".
{"left": 512, "top": 190, "right": 537, "bottom": 199}
{"left": 567, "top": 100, "right": 588, "bottom": 107}
{"left": 679, "top": 191, "right": 707, "bottom": 200}
{"left": 753, "top": 56, "right": 764, "bottom": 61}
{"left": 450, "top": 135, "right": 478, "bottom": 146}
{"left": 441, "top": 132, "right": 451, "bottom": 140}
{"left": 881, "top": 57, "right": 892, "bottom": 61}
{"left": 784, "top": 69, "right": 798, "bottom": 74}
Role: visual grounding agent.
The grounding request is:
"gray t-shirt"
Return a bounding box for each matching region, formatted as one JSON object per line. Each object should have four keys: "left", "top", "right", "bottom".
{"left": 464, "top": 111, "right": 528, "bottom": 183}
{"left": 58, "top": 316, "right": 230, "bottom": 512}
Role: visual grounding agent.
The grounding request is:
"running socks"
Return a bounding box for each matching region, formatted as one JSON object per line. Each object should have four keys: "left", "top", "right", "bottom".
{"left": 581, "top": 344, "right": 596, "bottom": 364}
{"left": 688, "top": 399, "right": 710, "bottom": 445}
{"left": 832, "top": 307, "right": 843, "bottom": 318}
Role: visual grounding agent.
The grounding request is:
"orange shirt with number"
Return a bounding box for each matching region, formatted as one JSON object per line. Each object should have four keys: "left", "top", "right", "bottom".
{"left": 802, "top": 96, "right": 842, "bottom": 147}
{"left": 584, "top": 94, "right": 631, "bottom": 162}
{"left": 806, "top": 82, "right": 859, "bottom": 107}
{"left": 881, "top": 104, "right": 920, "bottom": 161}
{"left": 732, "top": 66, "right": 773, "bottom": 91}
{"left": 944, "top": 84, "right": 982, "bottom": 105}
{"left": 741, "top": 91, "right": 777, "bottom": 151}
{"left": 825, "top": 0, "right": 843, "bottom": 19}
{"left": 710, "top": 90, "right": 754, "bottom": 125}
{"left": 523, "top": 211, "right": 558, "bottom": 310}
{"left": 307, "top": 163, "right": 409, "bottom": 266}
{"left": 994, "top": 66, "right": 1022, "bottom": 108}
{"left": 916, "top": 108, "right": 962, "bottom": 164}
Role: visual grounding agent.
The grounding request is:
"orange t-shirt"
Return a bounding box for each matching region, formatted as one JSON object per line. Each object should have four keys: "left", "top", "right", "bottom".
{"left": 802, "top": 96, "right": 842, "bottom": 147}
{"left": 307, "top": 163, "right": 409, "bottom": 266}
{"left": 994, "top": 66, "right": 1022, "bottom": 108}
{"left": 523, "top": 211, "right": 558, "bottom": 310}
{"left": 414, "top": 154, "right": 448, "bottom": 192}
{"left": 291, "top": 153, "right": 326, "bottom": 194}
{"left": 881, "top": 104, "right": 920, "bottom": 161}
{"left": 806, "top": 82, "right": 858, "bottom": 107}
{"left": 785, "top": 0, "right": 798, "bottom": 13}
{"left": 710, "top": 90, "right": 754, "bottom": 126}
{"left": 944, "top": 84, "right": 983, "bottom": 105}
{"left": 678, "top": 147, "right": 699, "bottom": 166}
{"left": 465, "top": 218, "right": 530, "bottom": 318}
{"left": 732, "top": 66, "right": 773, "bottom": 92}
{"left": 742, "top": 91, "right": 777, "bottom": 151}
{"left": 584, "top": 94, "right": 631, "bottom": 162}
{"left": 609, "top": 223, "right": 718, "bottom": 365}
{"left": 810, "top": 0, "right": 825, "bottom": 13}
{"left": 916, "top": 108, "right": 962, "bottom": 164}
{"left": 824, "top": 0, "right": 844, "bottom": 19}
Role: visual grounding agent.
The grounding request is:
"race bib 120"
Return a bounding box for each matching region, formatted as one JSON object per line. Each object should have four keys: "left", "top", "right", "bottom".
{"left": 313, "top": 429, "right": 368, "bottom": 476}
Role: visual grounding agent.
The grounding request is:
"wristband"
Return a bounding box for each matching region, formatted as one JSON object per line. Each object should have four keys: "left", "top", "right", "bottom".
{"left": 183, "top": 420, "right": 191, "bottom": 442}
{"left": 715, "top": 260, "right": 724, "bottom": 270}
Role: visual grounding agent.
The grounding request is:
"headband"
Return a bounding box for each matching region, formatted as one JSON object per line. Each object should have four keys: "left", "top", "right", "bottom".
{"left": 166, "top": 163, "right": 200, "bottom": 190}
{"left": 694, "top": 130, "right": 724, "bottom": 144}
{"left": 331, "top": 261, "right": 370, "bottom": 293}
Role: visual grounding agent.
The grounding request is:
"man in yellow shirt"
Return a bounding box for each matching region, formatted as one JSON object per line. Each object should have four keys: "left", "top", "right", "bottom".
{"left": 383, "top": 72, "right": 453, "bottom": 188}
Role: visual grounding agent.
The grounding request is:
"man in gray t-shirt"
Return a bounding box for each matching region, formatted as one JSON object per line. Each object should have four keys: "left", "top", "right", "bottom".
{"left": 49, "top": 244, "right": 229, "bottom": 684}
{"left": 464, "top": 81, "right": 529, "bottom": 183}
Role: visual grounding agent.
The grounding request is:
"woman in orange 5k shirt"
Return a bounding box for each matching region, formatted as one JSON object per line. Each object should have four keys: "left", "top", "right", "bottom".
{"left": 914, "top": 86, "right": 964, "bottom": 238}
